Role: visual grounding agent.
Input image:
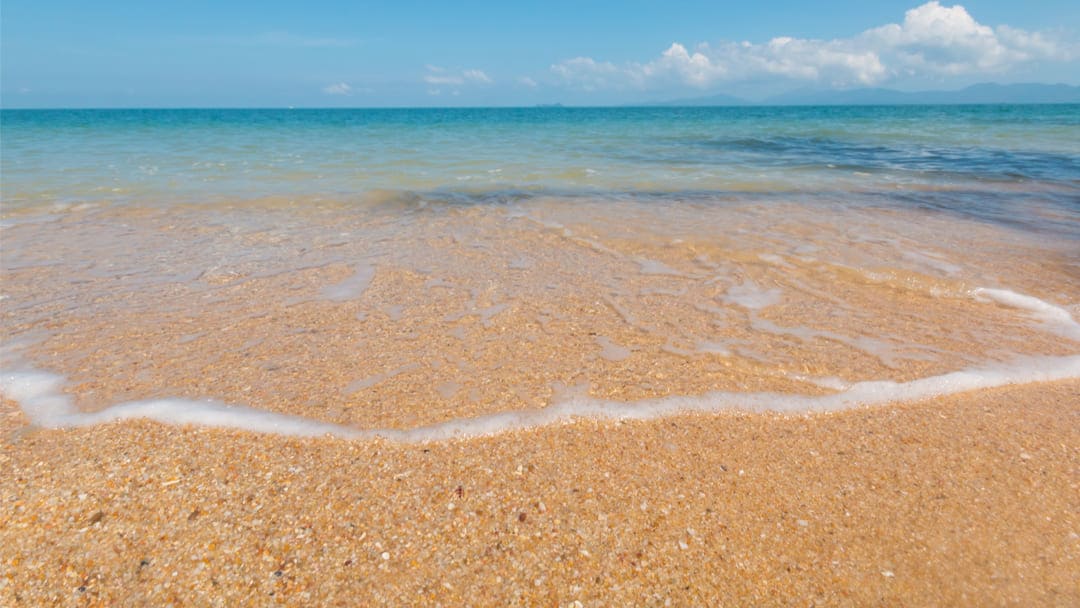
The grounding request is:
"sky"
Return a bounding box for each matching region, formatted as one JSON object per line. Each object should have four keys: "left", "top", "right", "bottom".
{"left": 2, "top": 1, "right": 1078, "bottom": 107}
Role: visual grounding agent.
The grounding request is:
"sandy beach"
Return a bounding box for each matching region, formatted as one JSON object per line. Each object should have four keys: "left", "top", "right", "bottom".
{"left": 2, "top": 141, "right": 1078, "bottom": 606}
{"left": 2, "top": 379, "right": 1077, "bottom": 606}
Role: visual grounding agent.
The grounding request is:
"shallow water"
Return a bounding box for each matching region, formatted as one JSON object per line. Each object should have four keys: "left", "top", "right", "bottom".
{"left": 1, "top": 106, "right": 1078, "bottom": 438}
{"left": 4, "top": 106, "right": 1079, "bottom": 211}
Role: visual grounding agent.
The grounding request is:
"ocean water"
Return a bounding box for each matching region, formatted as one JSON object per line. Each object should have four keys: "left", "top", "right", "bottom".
{"left": 4, "top": 106, "right": 1080, "bottom": 205}
{"left": 1, "top": 106, "right": 1079, "bottom": 438}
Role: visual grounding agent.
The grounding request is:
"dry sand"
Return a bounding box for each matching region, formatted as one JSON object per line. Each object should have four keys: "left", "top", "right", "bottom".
{"left": 2, "top": 379, "right": 1077, "bottom": 606}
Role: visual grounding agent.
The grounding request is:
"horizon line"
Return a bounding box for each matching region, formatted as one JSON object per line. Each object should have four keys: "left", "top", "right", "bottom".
{"left": 4, "top": 81, "right": 1079, "bottom": 112}
{"left": 4, "top": 101, "right": 1080, "bottom": 111}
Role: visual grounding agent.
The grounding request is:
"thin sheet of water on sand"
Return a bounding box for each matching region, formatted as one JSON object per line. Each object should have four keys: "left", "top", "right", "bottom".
{"left": 1, "top": 194, "right": 1078, "bottom": 437}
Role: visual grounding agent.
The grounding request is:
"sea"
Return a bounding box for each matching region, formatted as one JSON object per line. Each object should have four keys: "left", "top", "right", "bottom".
{"left": 1, "top": 105, "right": 1078, "bottom": 439}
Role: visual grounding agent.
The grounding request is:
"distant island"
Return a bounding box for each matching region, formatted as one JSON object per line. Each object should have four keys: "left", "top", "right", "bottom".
{"left": 653, "top": 83, "right": 1080, "bottom": 107}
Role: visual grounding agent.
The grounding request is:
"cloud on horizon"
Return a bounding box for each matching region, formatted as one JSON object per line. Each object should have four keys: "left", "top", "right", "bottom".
{"left": 423, "top": 65, "right": 493, "bottom": 86}
{"left": 322, "top": 82, "right": 353, "bottom": 96}
{"left": 551, "top": 2, "right": 1074, "bottom": 91}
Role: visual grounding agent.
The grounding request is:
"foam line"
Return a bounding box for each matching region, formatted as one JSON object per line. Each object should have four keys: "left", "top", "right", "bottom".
{"left": 973, "top": 288, "right": 1080, "bottom": 341}
{"left": 385, "top": 355, "right": 1080, "bottom": 441}
{"left": 3, "top": 354, "right": 1079, "bottom": 443}
{"left": 0, "top": 370, "right": 365, "bottom": 439}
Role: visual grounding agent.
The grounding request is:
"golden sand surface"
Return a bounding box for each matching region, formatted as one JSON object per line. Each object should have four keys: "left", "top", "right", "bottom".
{"left": 1, "top": 381, "right": 1078, "bottom": 606}
{"left": 2, "top": 199, "right": 1079, "bottom": 605}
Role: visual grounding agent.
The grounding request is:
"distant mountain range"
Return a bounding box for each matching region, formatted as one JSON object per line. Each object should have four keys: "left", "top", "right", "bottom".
{"left": 654, "top": 83, "right": 1080, "bottom": 106}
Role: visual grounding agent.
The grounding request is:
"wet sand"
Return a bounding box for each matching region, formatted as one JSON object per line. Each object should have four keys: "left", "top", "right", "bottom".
{"left": 3, "top": 200, "right": 1077, "bottom": 428}
{"left": 2, "top": 380, "right": 1078, "bottom": 606}
{"left": 2, "top": 198, "right": 1079, "bottom": 605}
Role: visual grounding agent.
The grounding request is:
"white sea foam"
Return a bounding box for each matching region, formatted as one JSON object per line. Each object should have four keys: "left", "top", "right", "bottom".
{"left": 4, "top": 354, "right": 1078, "bottom": 443}
{"left": 0, "top": 370, "right": 364, "bottom": 439}
{"left": 320, "top": 264, "right": 375, "bottom": 301}
{"left": 3, "top": 285, "right": 1079, "bottom": 443}
{"left": 750, "top": 317, "right": 904, "bottom": 368}
{"left": 973, "top": 288, "right": 1080, "bottom": 341}
{"left": 363, "top": 354, "right": 1080, "bottom": 441}
{"left": 722, "top": 280, "right": 782, "bottom": 310}
{"left": 637, "top": 258, "right": 685, "bottom": 276}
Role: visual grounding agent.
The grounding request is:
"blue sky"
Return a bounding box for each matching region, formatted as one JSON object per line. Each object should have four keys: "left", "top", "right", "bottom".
{"left": 2, "top": 1, "right": 1077, "bottom": 107}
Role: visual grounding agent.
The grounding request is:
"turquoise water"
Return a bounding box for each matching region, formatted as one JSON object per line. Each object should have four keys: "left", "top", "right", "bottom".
{"left": 3, "top": 106, "right": 1079, "bottom": 228}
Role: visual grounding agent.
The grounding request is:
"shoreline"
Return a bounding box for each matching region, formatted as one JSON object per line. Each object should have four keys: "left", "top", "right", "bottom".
{"left": 2, "top": 180, "right": 1077, "bottom": 604}
{"left": 2, "top": 378, "right": 1078, "bottom": 605}
{"left": 4, "top": 354, "right": 1079, "bottom": 442}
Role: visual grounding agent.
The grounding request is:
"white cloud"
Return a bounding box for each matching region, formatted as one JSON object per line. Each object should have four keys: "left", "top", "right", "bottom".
{"left": 649, "top": 43, "right": 727, "bottom": 86}
{"left": 423, "top": 66, "right": 493, "bottom": 86}
{"left": 551, "top": 2, "right": 1070, "bottom": 90}
{"left": 424, "top": 75, "right": 464, "bottom": 85}
{"left": 322, "top": 82, "right": 353, "bottom": 96}
{"left": 860, "top": 1, "right": 1056, "bottom": 75}
{"left": 551, "top": 57, "right": 627, "bottom": 91}
{"left": 462, "top": 69, "right": 492, "bottom": 84}
{"left": 518, "top": 76, "right": 539, "bottom": 88}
